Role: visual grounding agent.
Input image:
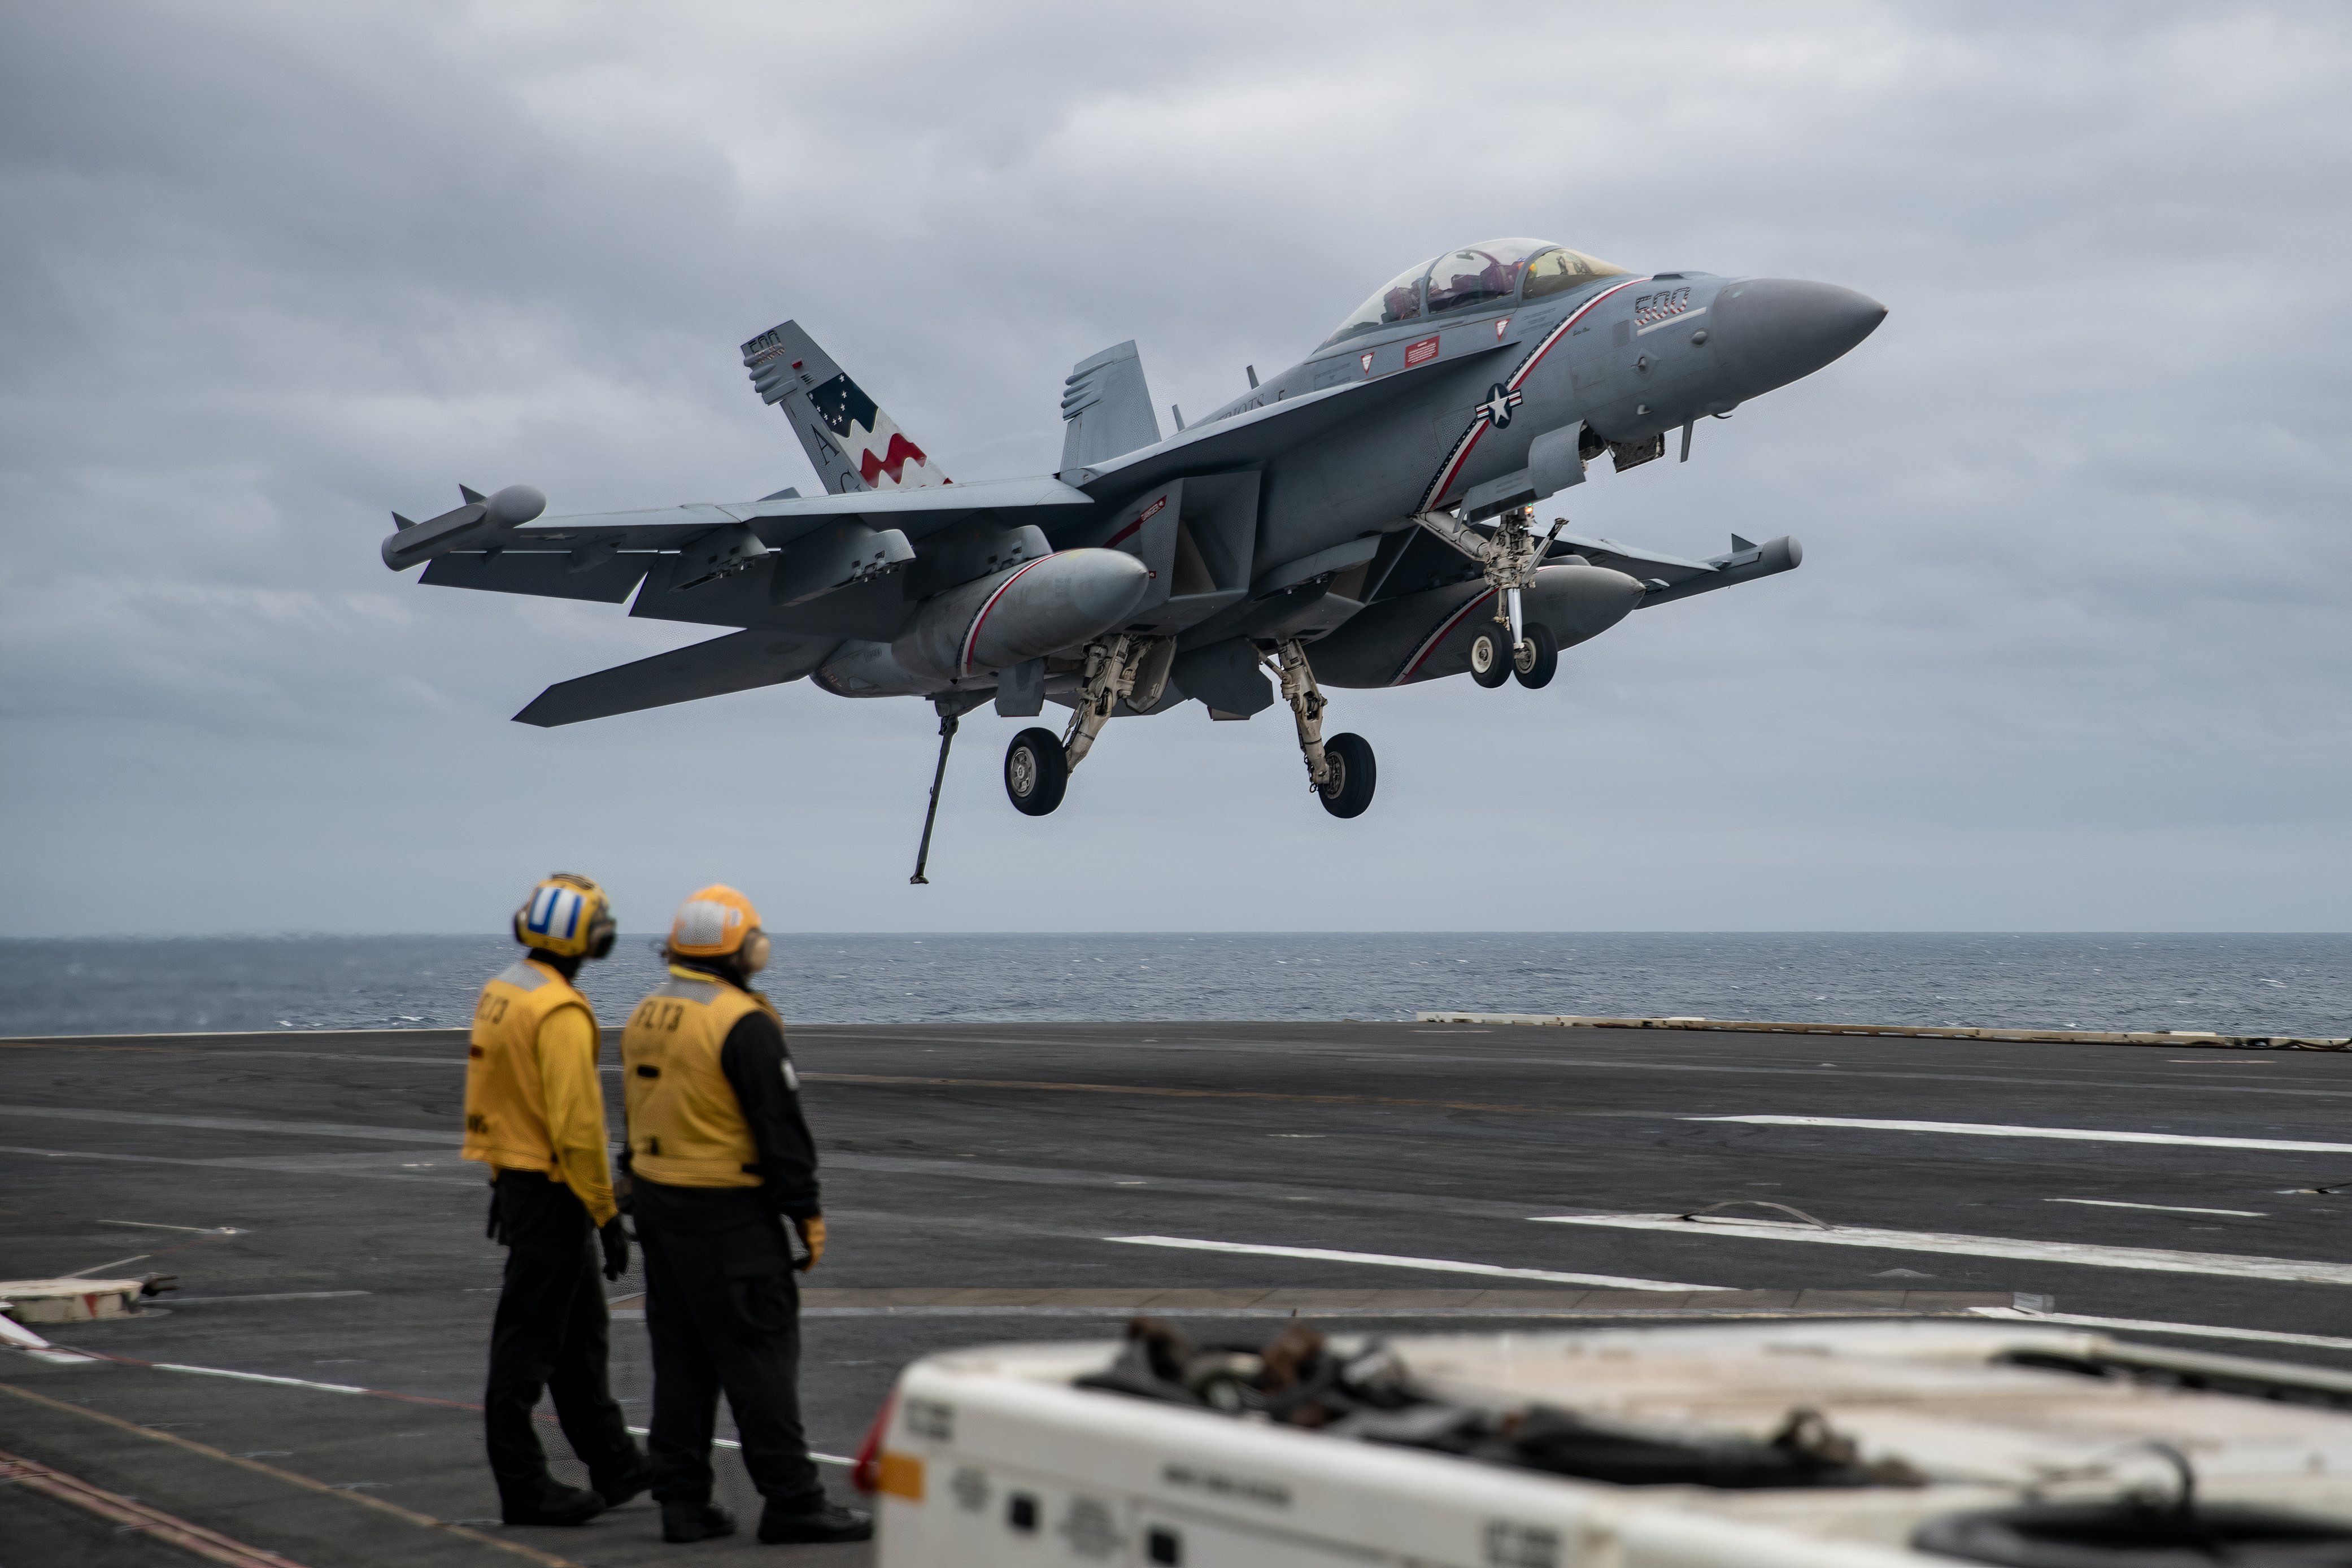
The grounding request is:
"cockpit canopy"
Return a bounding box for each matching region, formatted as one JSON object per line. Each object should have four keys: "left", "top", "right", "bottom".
{"left": 1319, "top": 238, "right": 1626, "bottom": 350}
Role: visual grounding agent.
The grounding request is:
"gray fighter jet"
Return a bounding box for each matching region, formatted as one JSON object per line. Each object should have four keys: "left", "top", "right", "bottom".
{"left": 381, "top": 238, "right": 1882, "bottom": 877}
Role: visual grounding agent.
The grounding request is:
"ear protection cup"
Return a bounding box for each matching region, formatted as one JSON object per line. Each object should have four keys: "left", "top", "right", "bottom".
{"left": 668, "top": 886, "right": 763, "bottom": 959}
{"left": 741, "top": 929, "right": 772, "bottom": 974}
{"left": 515, "top": 873, "right": 615, "bottom": 960}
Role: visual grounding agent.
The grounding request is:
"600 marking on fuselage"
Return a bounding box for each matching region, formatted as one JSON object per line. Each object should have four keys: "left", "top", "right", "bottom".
{"left": 1632, "top": 286, "right": 1693, "bottom": 326}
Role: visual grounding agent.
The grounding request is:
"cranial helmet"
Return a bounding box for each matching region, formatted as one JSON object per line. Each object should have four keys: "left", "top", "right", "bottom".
{"left": 515, "top": 873, "right": 617, "bottom": 960}
{"left": 668, "top": 885, "right": 768, "bottom": 972}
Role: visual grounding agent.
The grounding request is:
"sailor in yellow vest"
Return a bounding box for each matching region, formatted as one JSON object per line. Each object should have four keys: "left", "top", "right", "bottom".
{"left": 461, "top": 873, "right": 650, "bottom": 1527}
{"left": 621, "top": 886, "right": 871, "bottom": 1546}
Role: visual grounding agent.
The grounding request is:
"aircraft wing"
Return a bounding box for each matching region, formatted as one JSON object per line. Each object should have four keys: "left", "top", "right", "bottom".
{"left": 512, "top": 628, "right": 837, "bottom": 727}
{"left": 406, "top": 335, "right": 1503, "bottom": 578}
{"left": 1548, "top": 530, "right": 1803, "bottom": 604}
{"left": 506, "top": 474, "right": 1095, "bottom": 554}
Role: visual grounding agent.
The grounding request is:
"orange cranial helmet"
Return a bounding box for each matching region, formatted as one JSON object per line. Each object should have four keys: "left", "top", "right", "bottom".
{"left": 668, "top": 885, "right": 768, "bottom": 972}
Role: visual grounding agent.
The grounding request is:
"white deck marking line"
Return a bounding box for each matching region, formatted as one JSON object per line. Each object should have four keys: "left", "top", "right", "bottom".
{"left": 151, "top": 1362, "right": 370, "bottom": 1395}
{"left": 0, "top": 1316, "right": 58, "bottom": 1352}
{"left": 1688, "top": 1114, "right": 2352, "bottom": 1155}
{"left": 2047, "top": 1199, "right": 2267, "bottom": 1218}
{"left": 621, "top": 1425, "right": 850, "bottom": 1465}
{"left": 65, "top": 1356, "right": 855, "bottom": 1465}
{"left": 93, "top": 1219, "right": 247, "bottom": 1236}
{"left": 1107, "top": 1235, "right": 1728, "bottom": 1292}
{"left": 171, "top": 1291, "right": 372, "bottom": 1304}
{"left": 64, "top": 1253, "right": 149, "bottom": 1278}
{"left": 0, "top": 1145, "right": 473, "bottom": 1186}
{"left": 1968, "top": 1308, "right": 2352, "bottom": 1355}
{"left": 0, "top": 1104, "right": 452, "bottom": 1144}
{"left": 1531, "top": 1214, "right": 2352, "bottom": 1285}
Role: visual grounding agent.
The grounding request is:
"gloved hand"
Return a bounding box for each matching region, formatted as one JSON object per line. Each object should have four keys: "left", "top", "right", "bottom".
{"left": 794, "top": 1215, "right": 826, "bottom": 1273}
{"left": 485, "top": 1187, "right": 511, "bottom": 1246}
{"left": 599, "top": 1217, "right": 630, "bottom": 1281}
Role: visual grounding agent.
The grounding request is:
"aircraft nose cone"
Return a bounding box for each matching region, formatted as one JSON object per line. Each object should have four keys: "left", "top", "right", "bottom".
{"left": 1709, "top": 278, "right": 1886, "bottom": 396}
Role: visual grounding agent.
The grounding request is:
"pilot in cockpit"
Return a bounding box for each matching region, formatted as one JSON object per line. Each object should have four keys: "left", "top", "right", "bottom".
{"left": 1427, "top": 250, "right": 1514, "bottom": 313}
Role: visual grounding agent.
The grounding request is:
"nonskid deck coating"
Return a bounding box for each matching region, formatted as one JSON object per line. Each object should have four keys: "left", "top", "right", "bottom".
{"left": 3, "top": 1019, "right": 2349, "bottom": 1565}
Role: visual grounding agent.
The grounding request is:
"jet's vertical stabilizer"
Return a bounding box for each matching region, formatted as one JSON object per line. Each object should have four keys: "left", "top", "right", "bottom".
{"left": 741, "top": 320, "right": 949, "bottom": 494}
{"left": 1060, "top": 341, "right": 1161, "bottom": 476}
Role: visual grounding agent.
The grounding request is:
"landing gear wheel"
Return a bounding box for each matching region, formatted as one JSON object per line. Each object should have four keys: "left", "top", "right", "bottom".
{"left": 1513, "top": 623, "right": 1558, "bottom": 689}
{"left": 1469, "top": 628, "right": 1513, "bottom": 687}
{"left": 1003, "top": 728, "right": 1068, "bottom": 816}
{"left": 1316, "top": 733, "right": 1377, "bottom": 818}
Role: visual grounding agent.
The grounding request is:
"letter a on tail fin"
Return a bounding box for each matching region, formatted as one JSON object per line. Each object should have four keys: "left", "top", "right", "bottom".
{"left": 741, "top": 320, "right": 949, "bottom": 495}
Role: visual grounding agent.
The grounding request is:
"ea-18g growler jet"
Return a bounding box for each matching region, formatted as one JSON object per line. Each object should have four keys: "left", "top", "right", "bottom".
{"left": 381, "top": 238, "right": 1882, "bottom": 877}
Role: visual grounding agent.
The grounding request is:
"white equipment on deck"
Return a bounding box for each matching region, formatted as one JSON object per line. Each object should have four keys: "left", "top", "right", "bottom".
{"left": 857, "top": 1319, "right": 2352, "bottom": 1567}
{"left": 0, "top": 1274, "right": 175, "bottom": 1325}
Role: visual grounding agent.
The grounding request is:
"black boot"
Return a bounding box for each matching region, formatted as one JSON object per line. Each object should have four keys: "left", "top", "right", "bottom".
{"left": 500, "top": 1482, "right": 606, "bottom": 1527}
{"left": 661, "top": 1501, "right": 737, "bottom": 1543}
{"left": 592, "top": 1453, "right": 654, "bottom": 1508}
{"left": 758, "top": 1496, "right": 874, "bottom": 1544}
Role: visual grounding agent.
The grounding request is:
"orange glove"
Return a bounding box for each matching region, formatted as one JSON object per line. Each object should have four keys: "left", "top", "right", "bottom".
{"left": 795, "top": 1215, "right": 826, "bottom": 1273}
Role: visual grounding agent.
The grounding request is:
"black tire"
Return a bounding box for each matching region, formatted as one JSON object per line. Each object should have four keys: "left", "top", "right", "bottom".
{"left": 1469, "top": 626, "right": 1513, "bottom": 687}
{"left": 1316, "top": 732, "right": 1377, "bottom": 818}
{"left": 1513, "top": 622, "right": 1558, "bottom": 689}
{"left": 1003, "top": 728, "right": 1068, "bottom": 816}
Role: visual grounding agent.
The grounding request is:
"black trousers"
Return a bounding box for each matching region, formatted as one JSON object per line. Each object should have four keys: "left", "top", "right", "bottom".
{"left": 485, "top": 1170, "right": 638, "bottom": 1502}
{"left": 635, "top": 1187, "right": 824, "bottom": 1508}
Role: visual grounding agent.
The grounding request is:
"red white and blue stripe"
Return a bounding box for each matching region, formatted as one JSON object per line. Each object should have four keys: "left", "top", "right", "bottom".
{"left": 1415, "top": 277, "right": 1648, "bottom": 515}
{"left": 959, "top": 555, "right": 1056, "bottom": 677}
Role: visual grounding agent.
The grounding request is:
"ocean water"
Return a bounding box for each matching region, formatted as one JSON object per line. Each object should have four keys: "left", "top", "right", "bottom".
{"left": 0, "top": 933, "right": 2343, "bottom": 1039}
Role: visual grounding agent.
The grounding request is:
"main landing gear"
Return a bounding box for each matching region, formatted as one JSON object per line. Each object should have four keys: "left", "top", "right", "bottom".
{"left": 1001, "top": 634, "right": 1172, "bottom": 818}
{"left": 1003, "top": 726, "right": 1066, "bottom": 817}
{"left": 999, "top": 634, "right": 1377, "bottom": 821}
{"left": 1274, "top": 637, "right": 1375, "bottom": 818}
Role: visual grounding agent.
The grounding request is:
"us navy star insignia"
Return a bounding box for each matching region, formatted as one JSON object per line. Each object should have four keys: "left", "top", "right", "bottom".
{"left": 1480, "top": 382, "right": 1524, "bottom": 428}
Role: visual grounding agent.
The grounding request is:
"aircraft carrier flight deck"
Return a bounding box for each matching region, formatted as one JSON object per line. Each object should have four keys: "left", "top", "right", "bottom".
{"left": 3, "top": 1019, "right": 2347, "bottom": 1566}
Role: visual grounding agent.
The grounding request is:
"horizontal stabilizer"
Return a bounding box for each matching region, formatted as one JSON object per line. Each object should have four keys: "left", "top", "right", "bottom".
{"left": 513, "top": 629, "right": 834, "bottom": 728}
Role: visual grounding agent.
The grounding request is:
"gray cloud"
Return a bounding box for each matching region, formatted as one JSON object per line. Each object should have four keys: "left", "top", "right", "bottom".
{"left": 3, "top": 1, "right": 2347, "bottom": 935}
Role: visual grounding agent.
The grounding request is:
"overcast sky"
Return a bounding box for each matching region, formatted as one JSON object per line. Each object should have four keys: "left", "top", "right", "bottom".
{"left": 3, "top": 2, "right": 2347, "bottom": 937}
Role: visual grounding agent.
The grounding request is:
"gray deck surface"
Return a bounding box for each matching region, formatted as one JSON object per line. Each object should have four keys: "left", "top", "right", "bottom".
{"left": 2, "top": 1020, "right": 2347, "bottom": 1565}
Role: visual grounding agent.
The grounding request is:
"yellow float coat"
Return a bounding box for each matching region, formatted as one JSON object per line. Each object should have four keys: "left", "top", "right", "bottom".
{"left": 621, "top": 965, "right": 779, "bottom": 1189}
{"left": 461, "top": 957, "right": 617, "bottom": 1224}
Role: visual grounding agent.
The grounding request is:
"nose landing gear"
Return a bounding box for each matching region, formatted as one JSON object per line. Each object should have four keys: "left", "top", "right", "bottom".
{"left": 1469, "top": 628, "right": 1513, "bottom": 687}
{"left": 1513, "top": 622, "right": 1558, "bottom": 689}
{"left": 1414, "top": 503, "right": 1567, "bottom": 690}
